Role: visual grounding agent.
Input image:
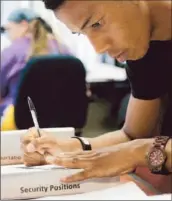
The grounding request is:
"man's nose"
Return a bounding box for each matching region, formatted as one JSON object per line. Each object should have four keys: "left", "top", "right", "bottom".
{"left": 88, "top": 36, "right": 111, "bottom": 54}
{"left": 96, "top": 44, "right": 111, "bottom": 54}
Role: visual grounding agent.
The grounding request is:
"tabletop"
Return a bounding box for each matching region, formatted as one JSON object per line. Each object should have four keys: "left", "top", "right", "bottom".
{"left": 120, "top": 174, "right": 159, "bottom": 196}
{"left": 121, "top": 167, "right": 172, "bottom": 196}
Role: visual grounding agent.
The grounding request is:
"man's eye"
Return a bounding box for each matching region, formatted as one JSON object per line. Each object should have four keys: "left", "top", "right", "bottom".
{"left": 92, "top": 22, "right": 101, "bottom": 28}
{"left": 91, "top": 20, "right": 102, "bottom": 29}
{"left": 72, "top": 32, "right": 80, "bottom": 36}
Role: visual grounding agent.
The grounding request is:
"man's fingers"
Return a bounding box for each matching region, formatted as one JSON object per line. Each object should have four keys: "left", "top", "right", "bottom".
{"left": 45, "top": 155, "right": 92, "bottom": 169}
{"left": 60, "top": 170, "right": 92, "bottom": 183}
{"left": 21, "top": 127, "right": 46, "bottom": 145}
{"left": 21, "top": 127, "right": 37, "bottom": 145}
{"left": 23, "top": 152, "right": 46, "bottom": 166}
{"left": 26, "top": 136, "right": 57, "bottom": 154}
{"left": 58, "top": 151, "right": 97, "bottom": 158}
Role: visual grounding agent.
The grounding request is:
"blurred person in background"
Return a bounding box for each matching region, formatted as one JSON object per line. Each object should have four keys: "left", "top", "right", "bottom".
{"left": 0, "top": 8, "right": 72, "bottom": 117}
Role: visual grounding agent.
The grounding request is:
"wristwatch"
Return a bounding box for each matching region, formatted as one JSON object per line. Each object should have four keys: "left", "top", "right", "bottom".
{"left": 146, "top": 136, "right": 170, "bottom": 175}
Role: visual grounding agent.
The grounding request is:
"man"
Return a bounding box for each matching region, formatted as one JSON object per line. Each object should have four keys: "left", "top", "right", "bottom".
{"left": 22, "top": 0, "right": 172, "bottom": 187}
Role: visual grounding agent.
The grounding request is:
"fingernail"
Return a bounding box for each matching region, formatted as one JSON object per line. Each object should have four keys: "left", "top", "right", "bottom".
{"left": 45, "top": 156, "right": 56, "bottom": 163}
{"left": 26, "top": 143, "right": 36, "bottom": 153}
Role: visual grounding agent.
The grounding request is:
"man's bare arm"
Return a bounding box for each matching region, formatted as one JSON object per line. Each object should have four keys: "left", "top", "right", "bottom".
{"left": 79, "top": 95, "right": 163, "bottom": 150}
{"left": 22, "top": 95, "right": 163, "bottom": 154}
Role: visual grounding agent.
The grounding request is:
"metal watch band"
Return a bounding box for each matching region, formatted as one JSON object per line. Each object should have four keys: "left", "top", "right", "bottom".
{"left": 151, "top": 136, "right": 170, "bottom": 175}
{"left": 72, "top": 137, "right": 92, "bottom": 151}
{"left": 154, "top": 136, "right": 170, "bottom": 149}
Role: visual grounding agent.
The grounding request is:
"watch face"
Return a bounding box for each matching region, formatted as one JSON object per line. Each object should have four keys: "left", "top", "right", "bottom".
{"left": 149, "top": 149, "right": 165, "bottom": 167}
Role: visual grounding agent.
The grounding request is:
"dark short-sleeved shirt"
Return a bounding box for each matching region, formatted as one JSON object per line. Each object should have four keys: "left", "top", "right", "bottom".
{"left": 126, "top": 40, "right": 172, "bottom": 136}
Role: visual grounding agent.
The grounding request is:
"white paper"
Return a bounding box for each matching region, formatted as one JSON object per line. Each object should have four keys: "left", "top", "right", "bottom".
{"left": 148, "top": 194, "right": 172, "bottom": 200}
{"left": 35, "top": 182, "right": 147, "bottom": 200}
{"left": 1, "top": 127, "right": 74, "bottom": 165}
{"left": 1, "top": 164, "right": 119, "bottom": 200}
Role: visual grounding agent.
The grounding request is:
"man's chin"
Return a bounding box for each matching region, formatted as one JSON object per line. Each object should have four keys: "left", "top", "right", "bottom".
{"left": 129, "top": 47, "right": 149, "bottom": 61}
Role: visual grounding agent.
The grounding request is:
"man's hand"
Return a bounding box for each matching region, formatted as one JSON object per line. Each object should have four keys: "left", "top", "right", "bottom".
{"left": 21, "top": 127, "right": 64, "bottom": 166}
{"left": 21, "top": 128, "right": 62, "bottom": 154}
{"left": 44, "top": 139, "right": 148, "bottom": 183}
{"left": 21, "top": 127, "right": 82, "bottom": 166}
{"left": 23, "top": 152, "right": 46, "bottom": 167}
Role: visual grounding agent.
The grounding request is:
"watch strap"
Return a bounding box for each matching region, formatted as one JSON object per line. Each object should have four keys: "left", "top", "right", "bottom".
{"left": 150, "top": 136, "right": 170, "bottom": 175}
{"left": 152, "top": 165, "right": 169, "bottom": 175}
{"left": 153, "top": 136, "right": 170, "bottom": 149}
{"left": 72, "top": 137, "right": 92, "bottom": 151}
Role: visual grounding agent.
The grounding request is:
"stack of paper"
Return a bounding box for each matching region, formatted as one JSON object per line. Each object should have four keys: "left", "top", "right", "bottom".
{"left": 35, "top": 183, "right": 172, "bottom": 200}
{"left": 1, "top": 127, "right": 74, "bottom": 165}
{"left": 148, "top": 194, "right": 171, "bottom": 200}
{"left": 1, "top": 164, "right": 119, "bottom": 200}
{"left": 35, "top": 182, "right": 147, "bottom": 200}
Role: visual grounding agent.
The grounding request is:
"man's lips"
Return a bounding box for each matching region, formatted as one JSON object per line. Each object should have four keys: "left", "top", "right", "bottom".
{"left": 116, "top": 51, "right": 128, "bottom": 62}
{"left": 109, "top": 51, "right": 128, "bottom": 62}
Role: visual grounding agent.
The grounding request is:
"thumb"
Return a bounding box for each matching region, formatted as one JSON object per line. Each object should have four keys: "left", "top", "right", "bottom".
{"left": 60, "top": 170, "right": 92, "bottom": 183}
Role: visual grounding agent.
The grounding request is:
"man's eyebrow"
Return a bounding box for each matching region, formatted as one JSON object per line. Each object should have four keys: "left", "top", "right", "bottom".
{"left": 80, "top": 15, "right": 92, "bottom": 30}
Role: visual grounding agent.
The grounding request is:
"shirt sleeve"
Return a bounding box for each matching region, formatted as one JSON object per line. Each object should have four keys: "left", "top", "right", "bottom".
{"left": 126, "top": 44, "right": 170, "bottom": 100}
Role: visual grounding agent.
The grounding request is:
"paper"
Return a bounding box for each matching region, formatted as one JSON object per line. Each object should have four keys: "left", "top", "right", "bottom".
{"left": 1, "top": 164, "right": 119, "bottom": 200}
{"left": 35, "top": 182, "right": 147, "bottom": 200}
{"left": 148, "top": 194, "right": 171, "bottom": 200}
{"left": 1, "top": 164, "right": 66, "bottom": 175}
{"left": 1, "top": 127, "right": 74, "bottom": 165}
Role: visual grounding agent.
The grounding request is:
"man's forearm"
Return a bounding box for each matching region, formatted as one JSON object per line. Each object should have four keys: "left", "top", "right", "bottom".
{"left": 69, "top": 129, "right": 131, "bottom": 151}
{"left": 88, "top": 129, "right": 131, "bottom": 149}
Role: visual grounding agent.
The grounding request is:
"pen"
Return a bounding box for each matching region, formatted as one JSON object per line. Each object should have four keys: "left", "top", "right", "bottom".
{"left": 27, "top": 96, "right": 41, "bottom": 137}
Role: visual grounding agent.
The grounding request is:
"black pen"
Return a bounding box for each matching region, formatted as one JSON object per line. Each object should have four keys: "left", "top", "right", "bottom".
{"left": 27, "top": 97, "right": 41, "bottom": 137}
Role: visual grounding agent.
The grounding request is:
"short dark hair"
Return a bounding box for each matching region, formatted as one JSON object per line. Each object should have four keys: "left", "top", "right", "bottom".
{"left": 42, "top": 0, "right": 66, "bottom": 10}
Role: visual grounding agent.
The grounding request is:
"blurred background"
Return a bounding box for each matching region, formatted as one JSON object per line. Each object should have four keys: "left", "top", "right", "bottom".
{"left": 1, "top": 0, "right": 130, "bottom": 137}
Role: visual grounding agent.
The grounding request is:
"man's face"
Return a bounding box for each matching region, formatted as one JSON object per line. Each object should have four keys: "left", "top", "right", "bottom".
{"left": 55, "top": 0, "right": 151, "bottom": 61}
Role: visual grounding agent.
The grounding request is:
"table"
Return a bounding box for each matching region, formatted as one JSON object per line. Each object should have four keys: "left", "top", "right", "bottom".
{"left": 120, "top": 174, "right": 159, "bottom": 196}
{"left": 135, "top": 167, "right": 172, "bottom": 194}
{"left": 121, "top": 167, "right": 172, "bottom": 196}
